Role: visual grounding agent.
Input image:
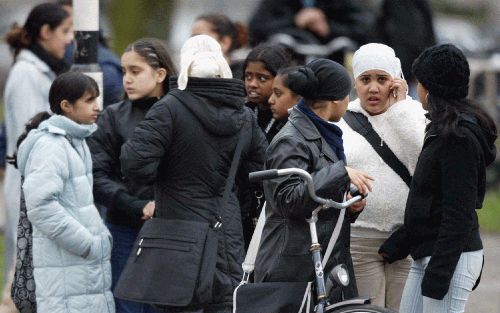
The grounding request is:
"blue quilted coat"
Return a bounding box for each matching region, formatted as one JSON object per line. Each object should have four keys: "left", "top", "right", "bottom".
{"left": 17, "top": 115, "right": 115, "bottom": 313}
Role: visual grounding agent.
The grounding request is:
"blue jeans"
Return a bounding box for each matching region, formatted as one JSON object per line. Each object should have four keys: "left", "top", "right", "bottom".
{"left": 107, "top": 222, "right": 159, "bottom": 313}
{"left": 399, "top": 250, "right": 483, "bottom": 313}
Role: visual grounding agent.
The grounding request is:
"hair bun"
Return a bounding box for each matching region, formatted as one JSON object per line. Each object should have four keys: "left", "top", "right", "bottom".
{"left": 287, "top": 67, "right": 319, "bottom": 99}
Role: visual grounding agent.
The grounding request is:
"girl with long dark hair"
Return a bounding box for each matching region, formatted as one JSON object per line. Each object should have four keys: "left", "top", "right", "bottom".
{"left": 380, "top": 44, "right": 497, "bottom": 313}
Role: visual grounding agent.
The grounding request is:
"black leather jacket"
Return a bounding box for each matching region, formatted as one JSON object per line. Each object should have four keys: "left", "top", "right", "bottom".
{"left": 254, "top": 107, "right": 358, "bottom": 300}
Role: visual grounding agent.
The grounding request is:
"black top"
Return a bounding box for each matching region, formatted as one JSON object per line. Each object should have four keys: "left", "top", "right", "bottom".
{"left": 120, "top": 77, "right": 267, "bottom": 304}
{"left": 88, "top": 97, "right": 158, "bottom": 229}
{"left": 380, "top": 115, "right": 497, "bottom": 300}
{"left": 245, "top": 101, "right": 286, "bottom": 143}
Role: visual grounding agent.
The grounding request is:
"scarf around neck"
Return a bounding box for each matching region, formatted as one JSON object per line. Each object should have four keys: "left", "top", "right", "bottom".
{"left": 297, "top": 100, "right": 346, "bottom": 162}
{"left": 28, "top": 42, "right": 69, "bottom": 75}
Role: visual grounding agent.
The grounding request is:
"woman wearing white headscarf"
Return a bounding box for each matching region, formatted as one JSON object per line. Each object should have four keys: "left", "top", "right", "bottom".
{"left": 120, "top": 35, "right": 267, "bottom": 312}
{"left": 337, "top": 43, "right": 427, "bottom": 311}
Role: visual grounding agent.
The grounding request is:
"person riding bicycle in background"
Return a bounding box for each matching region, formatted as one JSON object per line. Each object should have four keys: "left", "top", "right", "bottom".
{"left": 254, "top": 59, "right": 373, "bottom": 302}
{"left": 248, "top": 0, "right": 375, "bottom": 63}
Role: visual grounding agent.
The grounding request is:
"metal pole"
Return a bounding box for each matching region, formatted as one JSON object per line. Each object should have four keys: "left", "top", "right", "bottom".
{"left": 71, "top": 0, "right": 103, "bottom": 110}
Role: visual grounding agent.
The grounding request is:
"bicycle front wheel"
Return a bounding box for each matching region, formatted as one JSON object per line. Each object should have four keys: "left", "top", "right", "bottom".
{"left": 327, "top": 304, "right": 396, "bottom": 313}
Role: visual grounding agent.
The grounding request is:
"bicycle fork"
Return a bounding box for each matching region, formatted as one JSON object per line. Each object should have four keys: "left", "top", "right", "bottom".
{"left": 308, "top": 213, "right": 328, "bottom": 313}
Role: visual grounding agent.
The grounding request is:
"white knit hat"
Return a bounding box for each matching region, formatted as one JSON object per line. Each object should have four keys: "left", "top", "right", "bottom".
{"left": 352, "top": 43, "right": 403, "bottom": 79}
{"left": 177, "top": 35, "right": 232, "bottom": 90}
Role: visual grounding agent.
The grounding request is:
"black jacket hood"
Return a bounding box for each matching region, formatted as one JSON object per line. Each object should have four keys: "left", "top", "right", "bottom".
{"left": 460, "top": 115, "right": 497, "bottom": 166}
{"left": 169, "top": 77, "right": 247, "bottom": 136}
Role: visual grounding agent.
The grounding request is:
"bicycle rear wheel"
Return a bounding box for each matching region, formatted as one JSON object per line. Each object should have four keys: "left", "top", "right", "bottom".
{"left": 327, "top": 304, "right": 396, "bottom": 313}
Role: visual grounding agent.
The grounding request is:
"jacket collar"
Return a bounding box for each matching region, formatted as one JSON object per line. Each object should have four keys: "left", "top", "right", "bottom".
{"left": 39, "top": 115, "right": 97, "bottom": 139}
{"left": 289, "top": 107, "right": 340, "bottom": 162}
{"left": 16, "top": 49, "right": 55, "bottom": 77}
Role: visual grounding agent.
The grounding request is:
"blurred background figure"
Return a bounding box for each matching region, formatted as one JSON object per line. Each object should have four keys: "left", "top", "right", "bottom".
{"left": 375, "top": 0, "right": 436, "bottom": 98}
{"left": 191, "top": 13, "right": 248, "bottom": 79}
{"left": 248, "top": 0, "right": 375, "bottom": 64}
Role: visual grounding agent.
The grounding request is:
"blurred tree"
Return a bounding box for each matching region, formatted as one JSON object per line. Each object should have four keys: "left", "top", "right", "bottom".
{"left": 107, "top": 0, "right": 174, "bottom": 54}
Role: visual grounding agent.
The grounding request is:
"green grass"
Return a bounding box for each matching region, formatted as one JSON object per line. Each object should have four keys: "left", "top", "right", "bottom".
{"left": 479, "top": 190, "right": 500, "bottom": 232}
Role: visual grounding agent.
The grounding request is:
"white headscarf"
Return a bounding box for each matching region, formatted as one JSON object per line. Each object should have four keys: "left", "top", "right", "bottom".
{"left": 352, "top": 43, "right": 403, "bottom": 79}
{"left": 177, "top": 35, "right": 232, "bottom": 90}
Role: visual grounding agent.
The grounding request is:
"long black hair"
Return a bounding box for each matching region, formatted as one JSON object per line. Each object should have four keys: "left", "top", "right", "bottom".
{"left": 5, "top": 3, "right": 69, "bottom": 58}
{"left": 427, "top": 95, "right": 497, "bottom": 138}
{"left": 7, "top": 72, "right": 99, "bottom": 167}
{"left": 124, "top": 38, "right": 177, "bottom": 96}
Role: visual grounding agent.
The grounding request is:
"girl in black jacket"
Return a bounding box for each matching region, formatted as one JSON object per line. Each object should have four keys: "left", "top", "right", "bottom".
{"left": 240, "top": 43, "right": 293, "bottom": 248}
{"left": 120, "top": 35, "right": 267, "bottom": 313}
{"left": 255, "top": 59, "right": 373, "bottom": 302}
{"left": 88, "top": 38, "right": 176, "bottom": 313}
{"left": 379, "top": 44, "right": 497, "bottom": 313}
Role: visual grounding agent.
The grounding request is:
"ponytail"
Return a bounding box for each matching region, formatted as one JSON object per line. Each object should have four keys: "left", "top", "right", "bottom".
{"left": 6, "top": 112, "right": 51, "bottom": 168}
{"left": 5, "top": 23, "right": 30, "bottom": 58}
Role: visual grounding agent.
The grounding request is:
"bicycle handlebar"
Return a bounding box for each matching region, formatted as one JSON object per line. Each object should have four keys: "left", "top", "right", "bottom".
{"left": 249, "top": 168, "right": 367, "bottom": 210}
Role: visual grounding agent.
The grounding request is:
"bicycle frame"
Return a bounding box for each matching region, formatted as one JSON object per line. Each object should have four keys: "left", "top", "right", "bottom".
{"left": 248, "top": 168, "right": 365, "bottom": 313}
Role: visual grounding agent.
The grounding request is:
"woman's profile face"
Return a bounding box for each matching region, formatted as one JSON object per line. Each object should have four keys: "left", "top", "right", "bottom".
{"left": 330, "top": 95, "right": 350, "bottom": 122}
{"left": 269, "top": 74, "right": 300, "bottom": 120}
{"left": 355, "top": 69, "right": 392, "bottom": 116}
{"left": 417, "top": 82, "right": 429, "bottom": 110}
{"left": 191, "top": 19, "right": 231, "bottom": 55}
{"left": 39, "top": 16, "right": 73, "bottom": 60}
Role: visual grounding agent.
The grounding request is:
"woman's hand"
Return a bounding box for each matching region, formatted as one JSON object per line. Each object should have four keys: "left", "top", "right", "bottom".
{"left": 142, "top": 201, "right": 156, "bottom": 220}
{"left": 389, "top": 78, "right": 408, "bottom": 105}
{"left": 347, "top": 193, "right": 366, "bottom": 214}
{"left": 345, "top": 166, "right": 374, "bottom": 195}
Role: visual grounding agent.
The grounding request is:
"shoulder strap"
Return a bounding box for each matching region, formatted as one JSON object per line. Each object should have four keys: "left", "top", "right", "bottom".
{"left": 220, "top": 120, "right": 249, "bottom": 214}
{"left": 343, "top": 111, "right": 412, "bottom": 187}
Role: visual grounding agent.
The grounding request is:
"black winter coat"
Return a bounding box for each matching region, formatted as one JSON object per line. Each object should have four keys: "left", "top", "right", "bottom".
{"left": 120, "top": 77, "right": 267, "bottom": 304}
{"left": 88, "top": 98, "right": 157, "bottom": 229}
{"left": 254, "top": 108, "right": 358, "bottom": 301}
{"left": 249, "top": 0, "right": 374, "bottom": 46}
{"left": 380, "top": 115, "right": 497, "bottom": 300}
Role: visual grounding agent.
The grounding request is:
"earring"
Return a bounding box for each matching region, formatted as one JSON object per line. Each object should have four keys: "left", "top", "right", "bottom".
{"left": 425, "top": 92, "right": 429, "bottom": 104}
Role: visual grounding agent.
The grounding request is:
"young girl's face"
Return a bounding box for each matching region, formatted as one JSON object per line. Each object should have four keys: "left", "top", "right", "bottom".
{"left": 355, "top": 69, "right": 392, "bottom": 116}
{"left": 269, "top": 74, "right": 300, "bottom": 120}
{"left": 121, "top": 51, "right": 165, "bottom": 101}
{"left": 244, "top": 61, "right": 274, "bottom": 109}
{"left": 64, "top": 90, "right": 100, "bottom": 124}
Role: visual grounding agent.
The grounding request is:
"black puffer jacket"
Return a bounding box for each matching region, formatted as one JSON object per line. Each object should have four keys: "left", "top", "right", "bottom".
{"left": 120, "top": 77, "right": 267, "bottom": 304}
{"left": 254, "top": 108, "right": 358, "bottom": 301}
{"left": 88, "top": 97, "right": 158, "bottom": 229}
{"left": 380, "top": 115, "right": 497, "bottom": 300}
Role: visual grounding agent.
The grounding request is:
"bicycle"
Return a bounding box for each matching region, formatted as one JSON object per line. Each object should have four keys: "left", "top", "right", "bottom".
{"left": 234, "top": 168, "right": 395, "bottom": 313}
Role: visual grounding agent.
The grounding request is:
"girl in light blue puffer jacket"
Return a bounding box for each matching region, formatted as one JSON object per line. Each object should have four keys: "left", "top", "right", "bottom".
{"left": 12, "top": 72, "right": 115, "bottom": 313}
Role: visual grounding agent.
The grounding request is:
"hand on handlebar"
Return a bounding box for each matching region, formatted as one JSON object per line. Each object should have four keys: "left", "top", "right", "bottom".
{"left": 347, "top": 193, "right": 366, "bottom": 214}
{"left": 345, "top": 166, "right": 373, "bottom": 195}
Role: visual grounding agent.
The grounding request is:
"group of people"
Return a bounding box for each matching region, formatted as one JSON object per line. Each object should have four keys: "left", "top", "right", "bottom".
{"left": 1, "top": 2, "right": 497, "bottom": 313}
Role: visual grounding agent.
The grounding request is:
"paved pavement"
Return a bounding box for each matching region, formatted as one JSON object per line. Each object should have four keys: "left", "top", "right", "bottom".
{"left": 466, "top": 231, "right": 500, "bottom": 313}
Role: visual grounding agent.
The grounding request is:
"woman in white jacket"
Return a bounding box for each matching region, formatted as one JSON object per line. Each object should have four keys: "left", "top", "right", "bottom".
{"left": 3, "top": 2, "right": 72, "bottom": 288}
{"left": 337, "top": 43, "right": 427, "bottom": 311}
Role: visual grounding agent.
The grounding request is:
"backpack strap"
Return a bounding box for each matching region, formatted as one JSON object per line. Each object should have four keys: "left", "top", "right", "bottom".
{"left": 343, "top": 111, "right": 412, "bottom": 187}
